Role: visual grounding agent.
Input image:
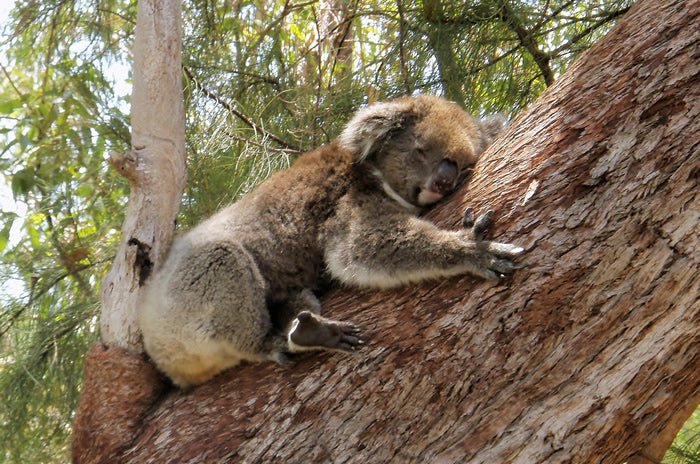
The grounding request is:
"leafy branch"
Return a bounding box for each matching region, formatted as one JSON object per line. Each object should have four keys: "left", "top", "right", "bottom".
{"left": 183, "top": 66, "right": 302, "bottom": 153}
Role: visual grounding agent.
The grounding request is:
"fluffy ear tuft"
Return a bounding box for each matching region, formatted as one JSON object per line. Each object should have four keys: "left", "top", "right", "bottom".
{"left": 476, "top": 114, "right": 508, "bottom": 154}
{"left": 479, "top": 114, "right": 508, "bottom": 144}
{"left": 338, "top": 99, "right": 417, "bottom": 161}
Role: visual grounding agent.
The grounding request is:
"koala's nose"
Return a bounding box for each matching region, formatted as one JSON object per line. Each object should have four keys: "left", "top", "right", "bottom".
{"left": 432, "top": 159, "right": 458, "bottom": 193}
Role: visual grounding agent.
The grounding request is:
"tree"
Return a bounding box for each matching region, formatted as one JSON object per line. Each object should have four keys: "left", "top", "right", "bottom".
{"left": 100, "top": 0, "right": 186, "bottom": 351}
{"left": 69, "top": 0, "right": 186, "bottom": 459}
{"left": 8, "top": 0, "right": 696, "bottom": 462}
{"left": 72, "top": 0, "right": 699, "bottom": 462}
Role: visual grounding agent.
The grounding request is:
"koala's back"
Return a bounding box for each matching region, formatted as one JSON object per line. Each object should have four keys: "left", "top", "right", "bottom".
{"left": 231, "top": 144, "right": 359, "bottom": 296}
{"left": 138, "top": 144, "right": 359, "bottom": 385}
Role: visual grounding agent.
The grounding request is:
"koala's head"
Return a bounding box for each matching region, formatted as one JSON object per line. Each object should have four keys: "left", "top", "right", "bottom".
{"left": 339, "top": 95, "right": 503, "bottom": 208}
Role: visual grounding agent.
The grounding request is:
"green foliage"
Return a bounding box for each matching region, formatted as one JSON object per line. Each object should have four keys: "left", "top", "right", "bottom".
{"left": 0, "top": 0, "right": 133, "bottom": 461}
{"left": 7, "top": 1, "right": 694, "bottom": 463}
{"left": 665, "top": 409, "right": 700, "bottom": 464}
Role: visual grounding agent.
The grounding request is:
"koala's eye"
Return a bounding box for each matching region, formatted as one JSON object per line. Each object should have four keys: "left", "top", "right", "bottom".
{"left": 415, "top": 148, "right": 428, "bottom": 161}
{"left": 460, "top": 161, "right": 473, "bottom": 172}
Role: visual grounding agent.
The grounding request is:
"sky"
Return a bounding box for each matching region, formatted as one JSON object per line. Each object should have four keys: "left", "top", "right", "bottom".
{"left": 0, "top": 1, "right": 12, "bottom": 26}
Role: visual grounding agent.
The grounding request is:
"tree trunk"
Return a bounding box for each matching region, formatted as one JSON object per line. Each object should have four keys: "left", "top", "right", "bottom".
{"left": 72, "top": 0, "right": 699, "bottom": 462}
{"left": 99, "top": 0, "right": 186, "bottom": 351}
{"left": 72, "top": 0, "right": 185, "bottom": 462}
{"left": 423, "top": 0, "right": 467, "bottom": 105}
{"left": 318, "top": 0, "right": 354, "bottom": 89}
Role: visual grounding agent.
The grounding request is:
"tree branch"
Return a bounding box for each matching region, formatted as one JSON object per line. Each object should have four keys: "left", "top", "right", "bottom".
{"left": 550, "top": 7, "right": 631, "bottom": 56}
{"left": 0, "top": 62, "right": 25, "bottom": 100}
{"left": 0, "top": 260, "right": 108, "bottom": 338}
{"left": 498, "top": 2, "right": 554, "bottom": 86}
{"left": 183, "top": 66, "right": 302, "bottom": 153}
{"left": 396, "top": 0, "right": 412, "bottom": 94}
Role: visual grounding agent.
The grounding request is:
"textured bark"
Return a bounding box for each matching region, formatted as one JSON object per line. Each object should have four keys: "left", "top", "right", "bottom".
{"left": 74, "top": 0, "right": 699, "bottom": 462}
{"left": 71, "top": 344, "right": 166, "bottom": 464}
{"left": 628, "top": 390, "right": 700, "bottom": 463}
{"left": 99, "top": 0, "right": 186, "bottom": 350}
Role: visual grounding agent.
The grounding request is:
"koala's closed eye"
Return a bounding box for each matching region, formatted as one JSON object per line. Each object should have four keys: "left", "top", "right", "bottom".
{"left": 138, "top": 94, "right": 522, "bottom": 388}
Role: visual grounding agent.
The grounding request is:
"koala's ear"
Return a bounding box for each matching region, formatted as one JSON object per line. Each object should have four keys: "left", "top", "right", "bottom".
{"left": 338, "top": 99, "right": 417, "bottom": 161}
{"left": 476, "top": 114, "right": 508, "bottom": 154}
{"left": 480, "top": 114, "right": 508, "bottom": 144}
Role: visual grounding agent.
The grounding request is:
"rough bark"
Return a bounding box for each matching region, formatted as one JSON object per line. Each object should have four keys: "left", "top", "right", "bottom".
{"left": 71, "top": 344, "right": 166, "bottom": 464}
{"left": 628, "top": 389, "right": 700, "bottom": 463}
{"left": 99, "top": 0, "right": 186, "bottom": 350}
{"left": 73, "top": 0, "right": 699, "bottom": 462}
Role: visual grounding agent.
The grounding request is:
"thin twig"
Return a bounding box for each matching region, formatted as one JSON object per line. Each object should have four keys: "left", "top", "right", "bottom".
{"left": 183, "top": 66, "right": 302, "bottom": 153}
{"left": 0, "top": 62, "right": 25, "bottom": 100}
{"left": 0, "top": 259, "right": 109, "bottom": 338}
{"left": 550, "top": 7, "right": 631, "bottom": 56}
{"left": 499, "top": 2, "right": 554, "bottom": 86}
{"left": 397, "top": 0, "right": 412, "bottom": 94}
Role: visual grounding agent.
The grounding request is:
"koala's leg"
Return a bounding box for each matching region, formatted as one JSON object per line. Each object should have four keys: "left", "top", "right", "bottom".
{"left": 292, "top": 288, "right": 323, "bottom": 315}
{"left": 324, "top": 207, "right": 525, "bottom": 288}
{"left": 268, "top": 288, "right": 323, "bottom": 332}
{"left": 140, "top": 241, "right": 274, "bottom": 388}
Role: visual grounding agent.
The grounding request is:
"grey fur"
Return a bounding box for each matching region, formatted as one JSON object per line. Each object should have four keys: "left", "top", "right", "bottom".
{"left": 138, "top": 95, "right": 524, "bottom": 388}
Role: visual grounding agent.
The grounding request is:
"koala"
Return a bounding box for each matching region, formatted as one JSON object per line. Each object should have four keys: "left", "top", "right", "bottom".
{"left": 138, "top": 95, "right": 523, "bottom": 388}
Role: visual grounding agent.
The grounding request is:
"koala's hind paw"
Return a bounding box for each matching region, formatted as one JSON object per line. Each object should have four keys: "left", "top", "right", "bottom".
{"left": 288, "top": 311, "right": 365, "bottom": 353}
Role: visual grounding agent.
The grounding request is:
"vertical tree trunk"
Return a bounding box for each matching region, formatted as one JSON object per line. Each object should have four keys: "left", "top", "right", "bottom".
{"left": 100, "top": 0, "right": 186, "bottom": 351}
{"left": 73, "top": 0, "right": 698, "bottom": 463}
{"left": 423, "top": 0, "right": 467, "bottom": 105}
{"left": 319, "top": 0, "right": 354, "bottom": 89}
{"left": 72, "top": 0, "right": 185, "bottom": 462}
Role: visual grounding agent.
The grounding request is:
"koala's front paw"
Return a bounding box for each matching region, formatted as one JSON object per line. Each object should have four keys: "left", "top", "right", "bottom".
{"left": 461, "top": 207, "right": 525, "bottom": 280}
{"left": 289, "top": 311, "right": 365, "bottom": 352}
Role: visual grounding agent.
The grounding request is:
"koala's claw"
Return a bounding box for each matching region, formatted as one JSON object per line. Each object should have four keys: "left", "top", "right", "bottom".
{"left": 490, "top": 257, "right": 522, "bottom": 274}
{"left": 473, "top": 210, "right": 494, "bottom": 239}
{"left": 462, "top": 207, "right": 495, "bottom": 240}
{"left": 487, "top": 242, "right": 525, "bottom": 258}
{"left": 462, "top": 207, "right": 475, "bottom": 229}
{"left": 476, "top": 248, "right": 525, "bottom": 280}
{"left": 337, "top": 336, "right": 364, "bottom": 351}
{"left": 460, "top": 208, "right": 526, "bottom": 279}
{"left": 334, "top": 321, "right": 364, "bottom": 351}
